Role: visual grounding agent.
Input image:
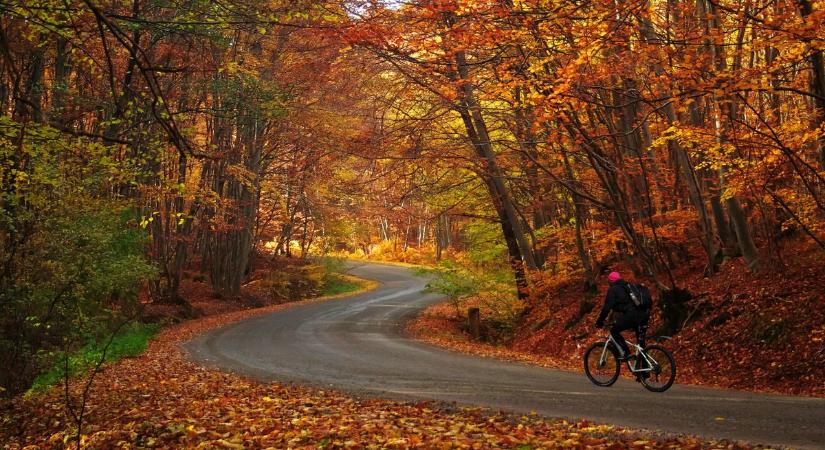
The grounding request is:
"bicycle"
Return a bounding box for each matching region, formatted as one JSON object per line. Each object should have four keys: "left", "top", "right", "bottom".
{"left": 583, "top": 333, "right": 676, "bottom": 392}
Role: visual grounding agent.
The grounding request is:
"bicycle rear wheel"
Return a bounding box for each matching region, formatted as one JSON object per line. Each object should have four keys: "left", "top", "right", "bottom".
{"left": 639, "top": 345, "right": 676, "bottom": 392}
{"left": 584, "top": 342, "right": 620, "bottom": 386}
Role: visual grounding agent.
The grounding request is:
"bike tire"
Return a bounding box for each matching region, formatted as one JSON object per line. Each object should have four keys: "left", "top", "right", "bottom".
{"left": 584, "top": 342, "right": 620, "bottom": 387}
{"left": 639, "top": 344, "right": 676, "bottom": 392}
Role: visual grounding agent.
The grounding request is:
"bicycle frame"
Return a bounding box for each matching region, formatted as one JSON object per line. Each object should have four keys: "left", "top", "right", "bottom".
{"left": 598, "top": 334, "right": 657, "bottom": 374}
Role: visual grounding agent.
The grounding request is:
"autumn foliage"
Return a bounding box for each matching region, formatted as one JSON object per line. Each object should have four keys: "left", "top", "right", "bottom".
{"left": 1, "top": 0, "right": 824, "bottom": 446}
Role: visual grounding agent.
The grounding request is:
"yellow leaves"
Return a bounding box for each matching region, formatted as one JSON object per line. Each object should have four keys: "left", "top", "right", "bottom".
{"left": 225, "top": 164, "right": 259, "bottom": 187}
{"left": 216, "top": 439, "right": 244, "bottom": 449}
{"left": 139, "top": 212, "right": 159, "bottom": 229}
{"left": 649, "top": 126, "right": 681, "bottom": 152}
{"left": 579, "top": 423, "right": 615, "bottom": 434}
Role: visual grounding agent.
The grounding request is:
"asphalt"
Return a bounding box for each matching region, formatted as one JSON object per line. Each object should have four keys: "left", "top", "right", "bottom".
{"left": 185, "top": 262, "right": 825, "bottom": 449}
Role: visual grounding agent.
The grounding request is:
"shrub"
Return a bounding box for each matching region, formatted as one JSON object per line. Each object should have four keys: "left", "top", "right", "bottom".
{"left": 0, "top": 120, "right": 156, "bottom": 395}
{"left": 29, "top": 323, "right": 159, "bottom": 393}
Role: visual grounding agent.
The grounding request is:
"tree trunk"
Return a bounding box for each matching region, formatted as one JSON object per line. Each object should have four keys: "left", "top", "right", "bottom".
{"left": 636, "top": 8, "right": 720, "bottom": 272}
{"left": 561, "top": 147, "right": 596, "bottom": 292}
{"left": 15, "top": 45, "right": 45, "bottom": 122}
{"left": 706, "top": 0, "right": 761, "bottom": 271}
{"left": 795, "top": 0, "right": 825, "bottom": 168}
{"left": 50, "top": 37, "right": 71, "bottom": 120}
{"left": 453, "top": 51, "right": 538, "bottom": 271}
{"left": 721, "top": 172, "right": 761, "bottom": 271}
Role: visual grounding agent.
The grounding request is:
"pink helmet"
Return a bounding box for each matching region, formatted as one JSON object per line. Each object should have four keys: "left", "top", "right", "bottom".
{"left": 608, "top": 271, "right": 622, "bottom": 283}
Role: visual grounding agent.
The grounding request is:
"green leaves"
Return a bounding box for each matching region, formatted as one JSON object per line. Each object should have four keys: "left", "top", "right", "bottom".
{"left": 422, "top": 260, "right": 481, "bottom": 301}
{"left": 1, "top": 116, "right": 156, "bottom": 395}
{"left": 28, "top": 323, "right": 159, "bottom": 393}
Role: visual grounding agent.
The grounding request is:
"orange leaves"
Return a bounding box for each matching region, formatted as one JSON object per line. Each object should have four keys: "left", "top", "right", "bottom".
{"left": 424, "top": 0, "right": 460, "bottom": 15}
{"left": 0, "top": 281, "right": 760, "bottom": 450}
{"left": 411, "top": 236, "right": 825, "bottom": 400}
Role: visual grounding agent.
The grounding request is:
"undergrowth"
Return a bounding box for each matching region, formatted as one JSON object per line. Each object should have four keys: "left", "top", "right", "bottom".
{"left": 418, "top": 259, "right": 522, "bottom": 344}
{"left": 28, "top": 322, "right": 159, "bottom": 393}
{"left": 321, "top": 274, "right": 362, "bottom": 296}
{"left": 316, "top": 256, "right": 363, "bottom": 296}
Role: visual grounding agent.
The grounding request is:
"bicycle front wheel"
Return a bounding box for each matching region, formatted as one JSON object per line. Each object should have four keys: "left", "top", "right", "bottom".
{"left": 639, "top": 345, "right": 676, "bottom": 392}
{"left": 584, "top": 342, "right": 620, "bottom": 386}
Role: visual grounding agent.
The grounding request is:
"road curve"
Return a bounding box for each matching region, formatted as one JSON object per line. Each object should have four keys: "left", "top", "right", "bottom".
{"left": 185, "top": 262, "right": 825, "bottom": 449}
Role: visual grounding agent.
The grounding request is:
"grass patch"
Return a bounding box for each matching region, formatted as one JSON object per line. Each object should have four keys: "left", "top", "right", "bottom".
{"left": 29, "top": 322, "right": 159, "bottom": 393}
{"left": 322, "top": 273, "right": 362, "bottom": 296}
{"left": 316, "top": 256, "right": 362, "bottom": 296}
{"left": 312, "top": 256, "right": 377, "bottom": 298}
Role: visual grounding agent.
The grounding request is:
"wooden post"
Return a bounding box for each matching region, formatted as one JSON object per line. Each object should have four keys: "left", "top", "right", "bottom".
{"left": 468, "top": 307, "right": 481, "bottom": 340}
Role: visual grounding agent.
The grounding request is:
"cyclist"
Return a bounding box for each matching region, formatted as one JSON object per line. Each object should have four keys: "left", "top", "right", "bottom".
{"left": 594, "top": 271, "right": 649, "bottom": 362}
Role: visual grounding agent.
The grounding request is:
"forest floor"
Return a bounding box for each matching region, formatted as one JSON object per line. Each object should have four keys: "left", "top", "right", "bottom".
{"left": 1, "top": 259, "right": 764, "bottom": 449}
{"left": 407, "top": 241, "right": 825, "bottom": 398}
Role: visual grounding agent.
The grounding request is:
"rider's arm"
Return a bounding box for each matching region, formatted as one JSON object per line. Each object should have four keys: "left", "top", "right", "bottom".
{"left": 595, "top": 286, "right": 617, "bottom": 327}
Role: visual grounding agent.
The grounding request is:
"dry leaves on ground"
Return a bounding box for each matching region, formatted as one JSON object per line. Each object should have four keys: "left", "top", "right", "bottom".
{"left": 2, "top": 293, "right": 762, "bottom": 449}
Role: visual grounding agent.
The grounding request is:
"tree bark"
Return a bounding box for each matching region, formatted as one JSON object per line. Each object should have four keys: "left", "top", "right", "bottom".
{"left": 561, "top": 146, "right": 596, "bottom": 292}
{"left": 635, "top": 8, "right": 720, "bottom": 272}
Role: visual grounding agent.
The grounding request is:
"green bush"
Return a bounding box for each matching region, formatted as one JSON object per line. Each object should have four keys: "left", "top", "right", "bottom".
{"left": 420, "top": 260, "right": 480, "bottom": 304}
{"left": 1, "top": 119, "right": 156, "bottom": 396}
{"left": 0, "top": 207, "right": 156, "bottom": 395}
{"left": 29, "top": 323, "right": 159, "bottom": 393}
{"left": 464, "top": 221, "right": 508, "bottom": 267}
{"left": 316, "top": 256, "right": 360, "bottom": 296}
{"left": 318, "top": 255, "right": 347, "bottom": 275}
{"left": 421, "top": 260, "right": 521, "bottom": 343}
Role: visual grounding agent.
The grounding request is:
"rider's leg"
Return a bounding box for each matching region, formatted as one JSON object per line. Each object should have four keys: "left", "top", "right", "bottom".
{"left": 609, "top": 318, "right": 633, "bottom": 358}
{"left": 635, "top": 313, "right": 650, "bottom": 348}
{"left": 632, "top": 312, "right": 651, "bottom": 378}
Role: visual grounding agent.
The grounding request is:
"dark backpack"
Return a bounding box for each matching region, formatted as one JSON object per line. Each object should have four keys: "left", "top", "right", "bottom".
{"left": 625, "top": 283, "right": 653, "bottom": 311}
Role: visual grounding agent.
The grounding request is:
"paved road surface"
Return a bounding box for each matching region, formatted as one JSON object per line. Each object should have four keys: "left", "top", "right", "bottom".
{"left": 186, "top": 262, "right": 825, "bottom": 449}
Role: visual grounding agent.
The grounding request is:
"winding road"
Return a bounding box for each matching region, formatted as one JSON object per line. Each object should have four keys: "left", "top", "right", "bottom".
{"left": 186, "top": 262, "right": 825, "bottom": 449}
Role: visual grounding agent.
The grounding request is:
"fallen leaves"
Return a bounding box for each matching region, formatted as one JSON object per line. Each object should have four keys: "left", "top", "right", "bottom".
{"left": 1, "top": 288, "right": 761, "bottom": 449}
{"left": 407, "top": 239, "right": 825, "bottom": 399}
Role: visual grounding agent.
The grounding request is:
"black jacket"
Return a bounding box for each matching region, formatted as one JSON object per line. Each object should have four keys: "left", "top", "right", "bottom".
{"left": 596, "top": 280, "right": 634, "bottom": 326}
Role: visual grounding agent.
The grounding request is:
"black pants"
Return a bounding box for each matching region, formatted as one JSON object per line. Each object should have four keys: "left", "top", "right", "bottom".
{"left": 610, "top": 309, "right": 649, "bottom": 357}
